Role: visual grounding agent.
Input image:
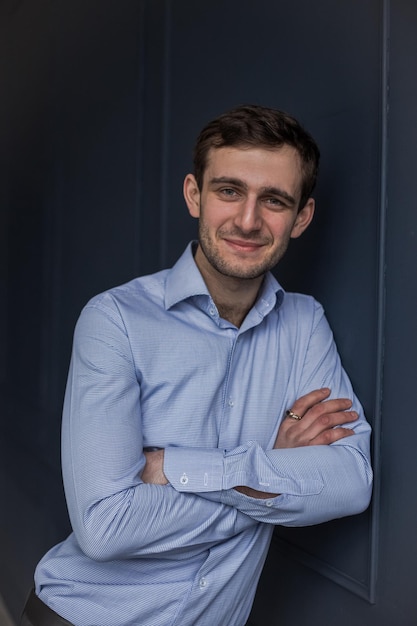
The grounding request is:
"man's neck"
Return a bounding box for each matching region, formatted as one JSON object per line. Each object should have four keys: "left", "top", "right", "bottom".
{"left": 214, "top": 301, "right": 254, "bottom": 328}
{"left": 194, "top": 246, "right": 264, "bottom": 328}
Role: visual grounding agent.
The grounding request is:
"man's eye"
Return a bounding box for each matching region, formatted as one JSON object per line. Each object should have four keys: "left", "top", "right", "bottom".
{"left": 220, "top": 188, "right": 239, "bottom": 198}
{"left": 265, "top": 197, "right": 286, "bottom": 208}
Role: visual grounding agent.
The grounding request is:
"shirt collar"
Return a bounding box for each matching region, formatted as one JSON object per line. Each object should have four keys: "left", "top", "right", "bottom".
{"left": 165, "top": 242, "right": 211, "bottom": 309}
{"left": 165, "top": 241, "right": 284, "bottom": 313}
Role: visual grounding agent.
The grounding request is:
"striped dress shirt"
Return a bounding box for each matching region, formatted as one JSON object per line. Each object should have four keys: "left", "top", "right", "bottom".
{"left": 35, "top": 243, "right": 372, "bottom": 626}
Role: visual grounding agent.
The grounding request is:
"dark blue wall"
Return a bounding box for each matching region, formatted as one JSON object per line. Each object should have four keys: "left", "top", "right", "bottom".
{"left": 1, "top": 1, "right": 416, "bottom": 623}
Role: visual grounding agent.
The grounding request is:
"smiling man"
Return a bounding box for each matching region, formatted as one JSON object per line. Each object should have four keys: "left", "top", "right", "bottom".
{"left": 23, "top": 105, "right": 372, "bottom": 626}
{"left": 184, "top": 143, "right": 314, "bottom": 327}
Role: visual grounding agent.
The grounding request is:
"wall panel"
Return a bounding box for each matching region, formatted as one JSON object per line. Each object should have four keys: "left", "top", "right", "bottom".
{"left": 165, "top": 0, "right": 381, "bottom": 611}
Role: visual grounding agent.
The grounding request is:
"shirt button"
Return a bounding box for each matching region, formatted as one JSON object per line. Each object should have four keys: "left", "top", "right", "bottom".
{"left": 180, "top": 473, "right": 189, "bottom": 485}
{"left": 265, "top": 500, "right": 273, "bottom": 507}
{"left": 209, "top": 308, "right": 216, "bottom": 316}
{"left": 199, "top": 577, "right": 207, "bottom": 588}
{"left": 228, "top": 399, "right": 234, "bottom": 407}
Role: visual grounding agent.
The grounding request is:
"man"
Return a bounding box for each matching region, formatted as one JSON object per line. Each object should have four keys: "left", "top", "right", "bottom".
{"left": 22, "top": 105, "right": 372, "bottom": 626}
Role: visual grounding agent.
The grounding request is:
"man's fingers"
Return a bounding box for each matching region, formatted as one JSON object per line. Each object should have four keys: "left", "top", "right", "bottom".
{"left": 279, "top": 410, "right": 358, "bottom": 447}
{"left": 288, "top": 388, "right": 354, "bottom": 424}
{"left": 309, "top": 426, "right": 355, "bottom": 446}
{"left": 289, "top": 387, "right": 331, "bottom": 418}
{"left": 276, "top": 388, "right": 359, "bottom": 449}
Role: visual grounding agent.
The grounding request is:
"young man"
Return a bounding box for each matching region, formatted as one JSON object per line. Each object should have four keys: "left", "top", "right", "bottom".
{"left": 22, "top": 105, "right": 372, "bottom": 626}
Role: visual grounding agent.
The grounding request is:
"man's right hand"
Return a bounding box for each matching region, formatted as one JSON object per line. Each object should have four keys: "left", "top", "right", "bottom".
{"left": 274, "top": 388, "right": 358, "bottom": 449}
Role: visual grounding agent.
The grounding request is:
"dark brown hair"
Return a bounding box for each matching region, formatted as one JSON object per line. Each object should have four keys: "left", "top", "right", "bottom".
{"left": 193, "top": 104, "right": 320, "bottom": 210}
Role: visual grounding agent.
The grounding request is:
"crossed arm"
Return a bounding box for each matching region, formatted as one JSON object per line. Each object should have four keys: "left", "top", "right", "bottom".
{"left": 63, "top": 301, "right": 372, "bottom": 561}
{"left": 142, "top": 386, "right": 371, "bottom": 527}
{"left": 142, "top": 387, "right": 360, "bottom": 499}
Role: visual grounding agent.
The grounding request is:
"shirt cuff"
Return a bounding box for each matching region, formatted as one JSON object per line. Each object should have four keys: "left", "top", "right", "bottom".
{"left": 164, "top": 446, "right": 225, "bottom": 492}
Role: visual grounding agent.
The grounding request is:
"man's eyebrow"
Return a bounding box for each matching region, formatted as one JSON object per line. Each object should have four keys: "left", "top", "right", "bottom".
{"left": 209, "top": 176, "right": 248, "bottom": 189}
{"left": 260, "top": 186, "right": 297, "bottom": 205}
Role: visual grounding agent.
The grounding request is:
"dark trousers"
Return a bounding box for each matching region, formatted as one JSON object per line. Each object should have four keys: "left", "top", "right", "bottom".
{"left": 21, "top": 589, "right": 74, "bottom": 626}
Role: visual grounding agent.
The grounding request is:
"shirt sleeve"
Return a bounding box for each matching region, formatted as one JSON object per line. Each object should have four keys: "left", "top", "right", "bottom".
{"left": 163, "top": 303, "right": 373, "bottom": 526}
{"left": 164, "top": 438, "right": 371, "bottom": 525}
{"left": 62, "top": 302, "right": 256, "bottom": 562}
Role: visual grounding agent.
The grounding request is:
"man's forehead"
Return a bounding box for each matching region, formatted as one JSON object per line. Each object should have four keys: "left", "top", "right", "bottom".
{"left": 205, "top": 143, "right": 301, "bottom": 167}
{"left": 203, "top": 145, "right": 303, "bottom": 193}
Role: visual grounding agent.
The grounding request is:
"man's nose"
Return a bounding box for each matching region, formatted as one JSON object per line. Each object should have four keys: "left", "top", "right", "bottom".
{"left": 234, "top": 198, "right": 262, "bottom": 232}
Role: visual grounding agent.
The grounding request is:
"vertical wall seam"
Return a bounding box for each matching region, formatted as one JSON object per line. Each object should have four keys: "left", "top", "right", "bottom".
{"left": 41, "top": 7, "right": 64, "bottom": 433}
{"left": 159, "top": 0, "right": 172, "bottom": 269}
{"left": 134, "top": 0, "right": 146, "bottom": 276}
{"left": 369, "top": 0, "right": 390, "bottom": 605}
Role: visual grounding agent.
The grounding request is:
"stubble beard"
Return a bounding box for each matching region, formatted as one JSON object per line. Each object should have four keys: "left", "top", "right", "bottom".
{"left": 197, "top": 222, "right": 290, "bottom": 280}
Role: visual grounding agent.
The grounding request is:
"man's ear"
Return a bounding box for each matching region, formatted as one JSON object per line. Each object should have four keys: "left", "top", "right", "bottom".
{"left": 183, "top": 174, "right": 201, "bottom": 218}
{"left": 290, "top": 198, "right": 315, "bottom": 239}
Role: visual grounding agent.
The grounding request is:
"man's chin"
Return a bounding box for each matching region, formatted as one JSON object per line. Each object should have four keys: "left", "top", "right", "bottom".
{"left": 213, "top": 261, "right": 270, "bottom": 281}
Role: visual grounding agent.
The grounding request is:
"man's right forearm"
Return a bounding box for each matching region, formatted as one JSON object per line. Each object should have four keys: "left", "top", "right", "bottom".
{"left": 67, "top": 480, "right": 256, "bottom": 562}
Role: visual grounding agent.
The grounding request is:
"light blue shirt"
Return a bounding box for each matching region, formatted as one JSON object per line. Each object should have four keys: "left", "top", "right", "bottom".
{"left": 35, "top": 243, "right": 372, "bottom": 626}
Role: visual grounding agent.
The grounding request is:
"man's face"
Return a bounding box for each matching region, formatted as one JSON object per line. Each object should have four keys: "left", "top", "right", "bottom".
{"left": 184, "top": 145, "right": 314, "bottom": 281}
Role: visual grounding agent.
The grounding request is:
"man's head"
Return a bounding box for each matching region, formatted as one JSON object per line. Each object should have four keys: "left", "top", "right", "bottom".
{"left": 193, "top": 104, "right": 320, "bottom": 212}
{"left": 184, "top": 104, "right": 319, "bottom": 289}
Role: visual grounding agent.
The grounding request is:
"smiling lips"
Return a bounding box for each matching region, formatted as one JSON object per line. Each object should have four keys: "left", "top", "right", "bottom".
{"left": 222, "top": 237, "right": 269, "bottom": 252}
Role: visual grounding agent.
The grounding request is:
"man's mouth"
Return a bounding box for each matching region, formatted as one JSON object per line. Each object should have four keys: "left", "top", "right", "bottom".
{"left": 222, "top": 237, "right": 267, "bottom": 252}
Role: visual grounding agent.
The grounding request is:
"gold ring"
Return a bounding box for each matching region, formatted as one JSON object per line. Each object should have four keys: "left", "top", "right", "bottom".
{"left": 286, "top": 409, "right": 302, "bottom": 421}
